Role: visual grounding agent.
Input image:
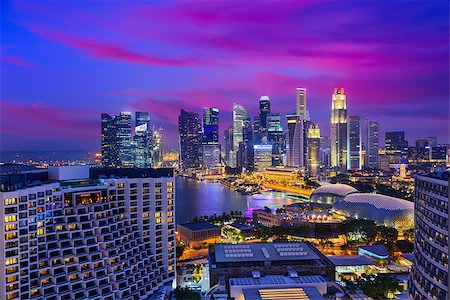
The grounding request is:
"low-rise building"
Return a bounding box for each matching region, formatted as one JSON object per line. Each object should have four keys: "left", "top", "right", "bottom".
{"left": 177, "top": 221, "right": 221, "bottom": 247}
{"left": 208, "top": 242, "right": 335, "bottom": 287}
{"left": 358, "top": 245, "right": 389, "bottom": 262}
{"left": 327, "top": 255, "right": 376, "bottom": 282}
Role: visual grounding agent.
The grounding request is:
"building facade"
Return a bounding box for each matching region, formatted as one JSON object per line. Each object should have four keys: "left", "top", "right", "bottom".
{"left": 409, "top": 172, "right": 449, "bottom": 300}
{"left": 296, "top": 88, "right": 307, "bottom": 119}
{"left": 267, "top": 114, "right": 284, "bottom": 166}
{"left": 0, "top": 166, "right": 176, "bottom": 300}
{"left": 253, "top": 145, "right": 273, "bottom": 171}
{"left": 259, "top": 96, "right": 271, "bottom": 143}
{"left": 365, "top": 120, "right": 379, "bottom": 169}
{"left": 385, "top": 131, "right": 408, "bottom": 167}
{"left": 347, "top": 116, "right": 362, "bottom": 170}
{"left": 330, "top": 88, "right": 347, "bottom": 170}
{"left": 202, "top": 108, "right": 221, "bottom": 170}
{"left": 178, "top": 109, "right": 202, "bottom": 170}
{"left": 308, "top": 124, "right": 320, "bottom": 177}
{"left": 134, "top": 112, "right": 152, "bottom": 168}
{"left": 286, "top": 114, "right": 305, "bottom": 168}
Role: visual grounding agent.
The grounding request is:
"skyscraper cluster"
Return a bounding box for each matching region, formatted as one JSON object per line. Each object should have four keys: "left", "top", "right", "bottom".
{"left": 101, "top": 112, "right": 163, "bottom": 168}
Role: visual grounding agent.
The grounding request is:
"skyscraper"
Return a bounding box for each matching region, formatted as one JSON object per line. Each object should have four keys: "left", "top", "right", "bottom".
{"left": 347, "top": 116, "right": 362, "bottom": 170}
{"left": 152, "top": 127, "right": 164, "bottom": 168}
{"left": 409, "top": 171, "right": 449, "bottom": 299}
{"left": 253, "top": 145, "right": 273, "bottom": 171}
{"left": 178, "top": 109, "right": 202, "bottom": 170}
{"left": 385, "top": 131, "right": 408, "bottom": 167}
{"left": 267, "top": 114, "right": 284, "bottom": 166}
{"left": 307, "top": 123, "right": 321, "bottom": 176}
{"left": 202, "top": 108, "right": 221, "bottom": 170}
{"left": 259, "top": 96, "right": 271, "bottom": 143}
{"left": 365, "top": 120, "right": 379, "bottom": 169}
{"left": 0, "top": 165, "right": 176, "bottom": 299}
{"left": 224, "top": 125, "right": 234, "bottom": 167}
{"left": 101, "top": 112, "right": 133, "bottom": 167}
{"left": 232, "top": 103, "right": 249, "bottom": 165}
{"left": 134, "top": 112, "right": 152, "bottom": 168}
{"left": 320, "top": 136, "right": 331, "bottom": 168}
{"left": 330, "top": 87, "right": 347, "bottom": 170}
{"left": 286, "top": 114, "right": 305, "bottom": 168}
{"left": 296, "top": 88, "right": 307, "bottom": 119}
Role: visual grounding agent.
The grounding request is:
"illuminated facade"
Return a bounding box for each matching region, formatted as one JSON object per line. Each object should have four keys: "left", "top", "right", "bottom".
{"left": 347, "top": 116, "right": 362, "bottom": 170}
{"left": 409, "top": 172, "right": 449, "bottom": 300}
{"left": 0, "top": 166, "right": 176, "bottom": 300}
{"left": 152, "top": 127, "right": 164, "bottom": 168}
{"left": 296, "top": 88, "right": 307, "bottom": 119}
{"left": 365, "top": 120, "right": 379, "bottom": 169}
{"left": 307, "top": 123, "right": 320, "bottom": 176}
{"left": 286, "top": 114, "right": 305, "bottom": 168}
{"left": 101, "top": 112, "right": 133, "bottom": 167}
{"left": 202, "top": 108, "right": 221, "bottom": 170}
{"left": 267, "top": 114, "right": 284, "bottom": 166}
{"left": 253, "top": 145, "right": 273, "bottom": 171}
{"left": 259, "top": 96, "right": 271, "bottom": 143}
{"left": 385, "top": 131, "right": 408, "bottom": 167}
{"left": 232, "top": 103, "right": 249, "bottom": 152}
{"left": 178, "top": 109, "right": 202, "bottom": 170}
{"left": 134, "top": 112, "right": 152, "bottom": 168}
{"left": 330, "top": 88, "right": 347, "bottom": 170}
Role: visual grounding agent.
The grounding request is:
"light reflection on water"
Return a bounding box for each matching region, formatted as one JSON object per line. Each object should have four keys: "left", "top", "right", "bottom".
{"left": 175, "top": 177, "right": 305, "bottom": 223}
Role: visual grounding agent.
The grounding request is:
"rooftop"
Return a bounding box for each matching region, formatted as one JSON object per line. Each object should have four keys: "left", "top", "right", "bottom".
{"left": 242, "top": 287, "right": 325, "bottom": 300}
{"left": 179, "top": 221, "right": 220, "bottom": 231}
{"left": 417, "top": 170, "right": 449, "bottom": 181}
{"left": 228, "top": 222, "right": 253, "bottom": 231}
{"left": 229, "top": 275, "right": 327, "bottom": 286}
{"left": 359, "top": 245, "right": 389, "bottom": 257}
{"left": 213, "top": 242, "right": 321, "bottom": 263}
{"left": 341, "top": 193, "right": 413, "bottom": 211}
{"left": 311, "top": 184, "right": 358, "bottom": 197}
{"left": 327, "top": 255, "right": 375, "bottom": 266}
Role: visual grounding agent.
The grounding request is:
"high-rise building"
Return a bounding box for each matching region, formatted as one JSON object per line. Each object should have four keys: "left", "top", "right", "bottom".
{"left": 259, "top": 96, "right": 271, "bottom": 143}
{"left": 252, "top": 116, "right": 261, "bottom": 145}
{"left": 385, "top": 131, "right": 408, "bottom": 167}
{"left": 232, "top": 103, "right": 249, "bottom": 165}
{"left": 202, "top": 108, "right": 221, "bottom": 170}
{"left": 253, "top": 145, "right": 273, "bottom": 171}
{"left": 286, "top": 114, "right": 305, "bottom": 168}
{"left": 365, "top": 120, "right": 379, "bottom": 169}
{"left": 0, "top": 165, "right": 176, "bottom": 299}
{"left": 224, "top": 125, "right": 234, "bottom": 167}
{"left": 296, "top": 88, "right": 307, "bottom": 119}
{"left": 330, "top": 88, "right": 347, "bottom": 170}
{"left": 320, "top": 136, "right": 331, "bottom": 168}
{"left": 152, "top": 127, "right": 164, "bottom": 168}
{"left": 134, "top": 112, "right": 152, "bottom": 168}
{"left": 101, "top": 112, "right": 133, "bottom": 167}
{"left": 409, "top": 171, "right": 449, "bottom": 300}
{"left": 347, "top": 116, "right": 362, "bottom": 170}
{"left": 238, "top": 118, "right": 254, "bottom": 170}
{"left": 101, "top": 113, "right": 118, "bottom": 167}
{"left": 178, "top": 109, "right": 202, "bottom": 170}
{"left": 307, "top": 123, "right": 320, "bottom": 176}
{"left": 267, "top": 114, "right": 284, "bottom": 166}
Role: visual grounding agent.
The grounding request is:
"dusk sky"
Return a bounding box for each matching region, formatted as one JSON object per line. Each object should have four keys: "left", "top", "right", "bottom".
{"left": 1, "top": 0, "right": 449, "bottom": 152}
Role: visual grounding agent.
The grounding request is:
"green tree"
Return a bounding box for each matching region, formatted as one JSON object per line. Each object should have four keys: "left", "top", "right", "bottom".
{"left": 361, "top": 275, "right": 403, "bottom": 299}
{"left": 176, "top": 244, "right": 185, "bottom": 259}
{"left": 403, "top": 228, "right": 414, "bottom": 242}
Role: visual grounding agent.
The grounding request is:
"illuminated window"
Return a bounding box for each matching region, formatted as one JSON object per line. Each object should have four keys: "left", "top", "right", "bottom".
{"left": 69, "top": 274, "right": 77, "bottom": 281}
{"left": 156, "top": 218, "right": 161, "bottom": 224}
{"left": 69, "top": 224, "right": 77, "bottom": 230}
{"left": 6, "top": 275, "right": 17, "bottom": 283}
{"left": 56, "top": 225, "right": 64, "bottom": 231}
{"left": 117, "top": 183, "right": 125, "bottom": 188}
{"left": 167, "top": 182, "right": 173, "bottom": 187}
{"left": 168, "top": 200, "right": 173, "bottom": 205}
{"left": 168, "top": 212, "right": 173, "bottom": 217}
{"left": 4, "top": 216, "right": 17, "bottom": 223}
{"left": 37, "top": 229, "right": 45, "bottom": 235}
{"left": 5, "top": 224, "right": 17, "bottom": 231}
{"left": 5, "top": 233, "right": 17, "bottom": 240}
{"left": 155, "top": 212, "right": 161, "bottom": 218}
{"left": 5, "top": 258, "right": 18, "bottom": 266}
{"left": 4, "top": 198, "right": 17, "bottom": 206}
{"left": 167, "top": 188, "right": 173, "bottom": 193}
{"left": 142, "top": 213, "right": 149, "bottom": 218}
{"left": 168, "top": 194, "right": 173, "bottom": 199}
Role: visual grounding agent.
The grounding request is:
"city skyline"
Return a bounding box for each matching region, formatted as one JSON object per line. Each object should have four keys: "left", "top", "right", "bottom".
{"left": 1, "top": 1, "right": 449, "bottom": 151}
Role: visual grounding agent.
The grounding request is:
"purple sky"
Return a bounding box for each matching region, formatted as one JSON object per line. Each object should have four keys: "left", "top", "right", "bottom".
{"left": 1, "top": 0, "right": 449, "bottom": 151}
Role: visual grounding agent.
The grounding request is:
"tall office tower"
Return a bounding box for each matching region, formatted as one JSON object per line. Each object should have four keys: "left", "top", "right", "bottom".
{"left": 259, "top": 96, "right": 271, "bottom": 143}
{"left": 347, "top": 116, "right": 362, "bottom": 170}
{"left": 253, "top": 116, "right": 261, "bottom": 145}
{"left": 101, "top": 113, "right": 118, "bottom": 167}
{"left": 320, "top": 136, "right": 331, "bottom": 168}
{"left": 385, "top": 131, "right": 408, "bottom": 167}
{"left": 116, "top": 112, "right": 133, "bottom": 167}
{"left": 202, "top": 108, "right": 221, "bottom": 170}
{"left": 232, "top": 103, "right": 249, "bottom": 160}
{"left": 296, "top": 88, "right": 307, "bottom": 119}
{"left": 0, "top": 165, "right": 176, "bottom": 300}
{"left": 425, "top": 136, "right": 438, "bottom": 148}
{"left": 365, "top": 120, "right": 379, "bottom": 169}
{"left": 152, "top": 127, "right": 164, "bottom": 168}
{"left": 409, "top": 171, "right": 449, "bottom": 300}
{"left": 253, "top": 145, "right": 273, "bottom": 171}
{"left": 307, "top": 123, "right": 320, "bottom": 176}
{"left": 240, "top": 120, "right": 254, "bottom": 171}
{"left": 178, "top": 109, "right": 202, "bottom": 170}
{"left": 134, "top": 112, "right": 152, "bottom": 168}
{"left": 267, "top": 114, "right": 284, "bottom": 166}
{"left": 224, "top": 126, "right": 234, "bottom": 167}
{"left": 286, "top": 114, "right": 305, "bottom": 168}
{"left": 330, "top": 88, "right": 347, "bottom": 170}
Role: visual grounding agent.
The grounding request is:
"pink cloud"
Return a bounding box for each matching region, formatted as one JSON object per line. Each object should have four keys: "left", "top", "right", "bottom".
{"left": 2, "top": 55, "right": 33, "bottom": 68}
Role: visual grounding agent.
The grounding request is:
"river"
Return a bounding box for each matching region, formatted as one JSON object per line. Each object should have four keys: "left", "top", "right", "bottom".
{"left": 175, "top": 177, "right": 306, "bottom": 224}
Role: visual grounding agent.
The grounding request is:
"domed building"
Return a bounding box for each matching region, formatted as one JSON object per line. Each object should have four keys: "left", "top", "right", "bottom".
{"left": 309, "top": 184, "right": 358, "bottom": 207}
{"left": 332, "top": 193, "right": 414, "bottom": 230}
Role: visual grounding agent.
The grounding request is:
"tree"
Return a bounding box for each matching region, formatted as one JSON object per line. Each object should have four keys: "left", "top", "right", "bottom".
{"left": 377, "top": 225, "right": 398, "bottom": 245}
{"left": 263, "top": 206, "right": 272, "bottom": 213}
{"left": 403, "top": 228, "right": 414, "bottom": 242}
{"left": 342, "top": 219, "right": 377, "bottom": 243}
{"left": 361, "top": 275, "right": 403, "bottom": 299}
{"left": 173, "top": 287, "right": 201, "bottom": 300}
{"left": 176, "top": 244, "right": 185, "bottom": 259}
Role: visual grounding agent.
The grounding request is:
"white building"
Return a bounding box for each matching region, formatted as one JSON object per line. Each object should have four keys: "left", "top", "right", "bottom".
{"left": 0, "top": 165, "right": 176, "bottom": 300}
{"left": 253, "top": 145, "right": 273, "bottom": 171}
